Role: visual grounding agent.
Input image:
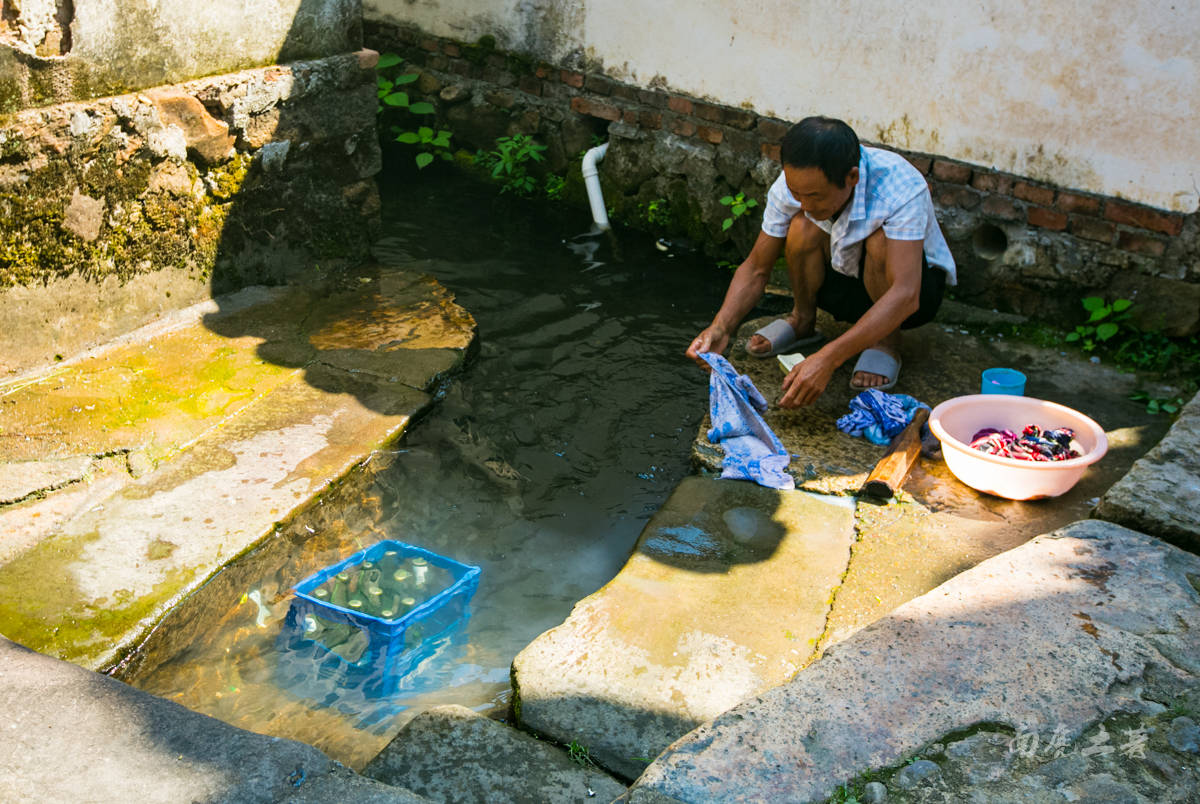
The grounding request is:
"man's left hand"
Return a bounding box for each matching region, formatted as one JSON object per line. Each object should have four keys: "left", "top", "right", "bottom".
{"left": 778, "top": 350, "right": 837, "bottom": 408}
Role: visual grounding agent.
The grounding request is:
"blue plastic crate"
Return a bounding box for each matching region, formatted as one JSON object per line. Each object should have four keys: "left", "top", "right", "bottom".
{"left": 279, "top": 540, "right": 480, "bottom": 696}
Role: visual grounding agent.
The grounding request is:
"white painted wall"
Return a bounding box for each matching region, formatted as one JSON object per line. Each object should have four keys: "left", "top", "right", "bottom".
{"left": 367, "top": 0, "right": 1199, "bottom": 212}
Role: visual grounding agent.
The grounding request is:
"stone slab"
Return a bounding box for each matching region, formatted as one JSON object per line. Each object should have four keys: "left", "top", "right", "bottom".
{"left": 0, "top": 455, "right": 94, "bottom": 504}
{"left": 512, "top": 476, "right": 857, "bottom": 780}
{"left": 363, "top": 705, "right": 627, "bottom": 803}
{"left": 0, "top": 635, "right": 424, "bottom": 803}
{"left": 627, "top": 520, "right": 1200, "bottom": 802}
{"left": 0, "top": 266, "right": 475, "bottom": 671}
{"left": 1095, "top": 389, "right": 1200, "bottom": 552}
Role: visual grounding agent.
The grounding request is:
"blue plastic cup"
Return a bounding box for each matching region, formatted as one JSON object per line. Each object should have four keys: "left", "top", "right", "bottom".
{"left": 981, "top": 368, "right": 1026, "bottom": 395}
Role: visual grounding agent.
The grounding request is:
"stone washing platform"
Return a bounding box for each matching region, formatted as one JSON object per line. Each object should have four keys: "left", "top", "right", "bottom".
{"left": 627, "top": 520, "right": 1200, "bottom": 802}
{"left": 0, "top": 635, "right": 427, "bottom": 803}
{"left": 695, "top": 305, "right": 1175, "bottom": 501}
{"left": 0, "top": 266, "right": 475, "bottom": 671}
{"left": 692, "top": 306, "right": 1192, "bottom": 653}
{"left": 512, "top": 476, "right": 858, "bottom": 780}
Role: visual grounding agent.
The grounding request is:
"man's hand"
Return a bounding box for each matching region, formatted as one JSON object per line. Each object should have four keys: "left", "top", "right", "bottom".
{"left": 778, "top": 349, "right": 837, "bottom": 407}
{"left": 686, "top": 325, "right": 730, "bottom": 367}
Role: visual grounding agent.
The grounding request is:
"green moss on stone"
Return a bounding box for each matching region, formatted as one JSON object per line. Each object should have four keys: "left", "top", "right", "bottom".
{"left": 0, "top": 528, "right": 199, "bottom": 665}
{"left": 208, "top": 153, "right": 252, "bottom": 201}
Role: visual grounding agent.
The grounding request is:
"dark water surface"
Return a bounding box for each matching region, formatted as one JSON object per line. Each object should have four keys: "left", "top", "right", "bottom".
{"left": 132, "top": 171, "right": 731, "bottom": 767}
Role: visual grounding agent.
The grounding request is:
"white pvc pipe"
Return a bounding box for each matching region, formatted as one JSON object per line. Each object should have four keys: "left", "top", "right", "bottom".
{"left": 581, "top": 142, "right": 610, "bottom": 231}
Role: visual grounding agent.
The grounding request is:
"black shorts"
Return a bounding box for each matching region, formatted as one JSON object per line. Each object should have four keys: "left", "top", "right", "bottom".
{"left": 815, "top": 250, "right": 946, "bottom": 329}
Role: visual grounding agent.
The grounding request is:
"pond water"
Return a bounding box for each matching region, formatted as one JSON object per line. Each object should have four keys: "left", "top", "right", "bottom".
{"left": 130, "top": 170, "right": 739, "bottom": 768}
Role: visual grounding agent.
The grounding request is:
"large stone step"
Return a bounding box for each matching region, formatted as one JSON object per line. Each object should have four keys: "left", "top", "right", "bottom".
{"left": 511, "top": 476, "right": 857, "bottom": 780}
{"left": 363, "top": 705, "right": 627, "bottom": 803}
{"left": 0, "top": 267, "right": 475, "bottom": 671}
{"left": 0, "top": 635, "right": 427, "bottom": 803}
{"left": 627, "top": 520, "right": 1200, "bottom": 802}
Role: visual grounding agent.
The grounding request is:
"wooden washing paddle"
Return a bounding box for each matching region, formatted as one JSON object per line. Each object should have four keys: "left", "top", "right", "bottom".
{"left": 859, "top": 407, "right": 930, "bottom": 499}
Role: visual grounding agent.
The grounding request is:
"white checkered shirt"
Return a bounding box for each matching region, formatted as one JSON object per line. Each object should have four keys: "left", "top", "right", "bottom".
{"left": 761, "top": 146, "right": 957, "bottom": 285}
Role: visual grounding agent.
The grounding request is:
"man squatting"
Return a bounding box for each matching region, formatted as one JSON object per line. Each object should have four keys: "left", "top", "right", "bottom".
{"left": 685, "top": 116, "right": 957, "bottom": 406}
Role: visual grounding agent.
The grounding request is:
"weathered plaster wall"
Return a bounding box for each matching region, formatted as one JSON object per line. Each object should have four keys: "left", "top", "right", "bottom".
{"left": 366, "top": 0, "right": 1198, "bottom": 213}
{"left": 0, "top": 0, "right": 363, "bottom": 112}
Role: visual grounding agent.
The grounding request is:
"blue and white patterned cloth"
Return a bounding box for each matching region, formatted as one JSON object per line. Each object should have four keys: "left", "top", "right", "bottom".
{"left": 699, "top": 352, "right": 794, "bottom": 490}
{"left": 836, "top": 388, "right": 930, "bottom": 446}
{"left": 761, "top": 146, "right": 957, "bottom": 285}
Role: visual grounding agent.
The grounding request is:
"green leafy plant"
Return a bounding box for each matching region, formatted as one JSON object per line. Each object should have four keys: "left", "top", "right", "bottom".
{"left": 1065, "top": 296, "right": 1132, "bottom": 351}
{"left": 640, "top": 198, "right": 671, "bottom": 228}
{"left": 375, "top": 53, "right": 451, "bottom": 169}
{"left": 566, "top": 740, "right": 593, "bottom": 767}
{"left": 1129, "top": 390, "right": 1185, "bottom": 415}
{"left": 477, "top": 134, "right": 547, "bottom": 196}
{"left": 543, "top": 173, "right": 566, "bottom": 200}
{"left": 719, "top": 191, "right": 758, "bottom": 232}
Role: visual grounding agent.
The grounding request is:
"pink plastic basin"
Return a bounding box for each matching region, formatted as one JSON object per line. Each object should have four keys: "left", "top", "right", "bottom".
{"left": 929, "top": 395, "right": 1108, "bottom": 500}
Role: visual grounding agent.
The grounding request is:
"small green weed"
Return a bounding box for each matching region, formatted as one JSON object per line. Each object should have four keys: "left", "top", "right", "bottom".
{"left": 477, "top": 134, "right": 548, "bottom": 196}
{"left": 1129, "top": 390, "right": 1186, "bottom": 416}
{"left": 640, "top": 198, "right": 671, "bottom": 228}
{"left": 375, "top": 53, "right": 451, "bottom": 169}
{"left": 543, "top": 173, "right": 566, "bottom": 200}
{"left": 1065, "top": 296, "right": 1132, "bottom": 351}
{"left": 719, "top": 191, "right": 758, "bottom": 232}
{"left": 828, "top": 784, "right": 860, "bottom": 804}
{"left": 567, "top": 740, "right": 593, "bottom": 767}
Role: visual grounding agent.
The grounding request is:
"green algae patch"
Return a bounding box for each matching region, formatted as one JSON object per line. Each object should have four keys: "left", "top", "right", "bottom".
{"left": 0, "top": 332, "right": 299, "bottom": 464}
{"left": 0, "top": 529, "right": 199, "bottom": 667}
{"left": 146, "top": 538, "right": 178, "bottom": 561}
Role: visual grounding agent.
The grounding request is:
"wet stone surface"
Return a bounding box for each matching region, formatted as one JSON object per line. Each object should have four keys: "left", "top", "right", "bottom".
{"left": 512, "top": 475, "right": 856, "bottom": 780}
{"left": 694, "top": 306, "right": 1172, "bottom": 503}
{"left": 689, "top": 304, "right": 1181, "bottom": 664}
{"left": 0, "top": 266, "right": 475, "bottom": 670}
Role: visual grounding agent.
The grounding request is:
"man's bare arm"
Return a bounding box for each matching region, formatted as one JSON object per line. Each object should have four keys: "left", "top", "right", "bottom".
{"left": 686, "top": 231, "right": 785, "bottom": 365}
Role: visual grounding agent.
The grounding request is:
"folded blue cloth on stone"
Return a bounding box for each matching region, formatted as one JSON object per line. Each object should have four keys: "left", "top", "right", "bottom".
{"left": 700, "top": 352, "right": 794, "bottom": 490}
{"left": 836, "top": 388, "right": 930, "bottom": 446}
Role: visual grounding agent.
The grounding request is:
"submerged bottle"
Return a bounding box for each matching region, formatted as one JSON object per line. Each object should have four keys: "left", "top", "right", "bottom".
{"left": 378, "top": 550, "right": 400, "bottom": 577}
{"left": 411, "top": 557, "right": 429, "bottom": 590}
{"left": 365, "top": 584, "right": 384, "bottom": 615}
{"left": 302, "top": 614, "right": 325, "bottom": 639}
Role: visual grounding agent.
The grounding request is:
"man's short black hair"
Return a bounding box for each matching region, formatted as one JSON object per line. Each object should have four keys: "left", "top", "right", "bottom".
{"left": 780, "top": 117, "right": 861, "bottom": 187}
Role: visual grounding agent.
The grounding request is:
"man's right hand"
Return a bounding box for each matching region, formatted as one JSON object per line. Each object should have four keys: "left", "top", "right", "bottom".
{"left": 686, "top": 325, "right": 730, "bottom": 367}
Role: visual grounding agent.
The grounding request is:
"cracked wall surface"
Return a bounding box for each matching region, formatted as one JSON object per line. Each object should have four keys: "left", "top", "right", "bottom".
{"left": 0, "top": 0, "right": 363, "bottom": 113}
